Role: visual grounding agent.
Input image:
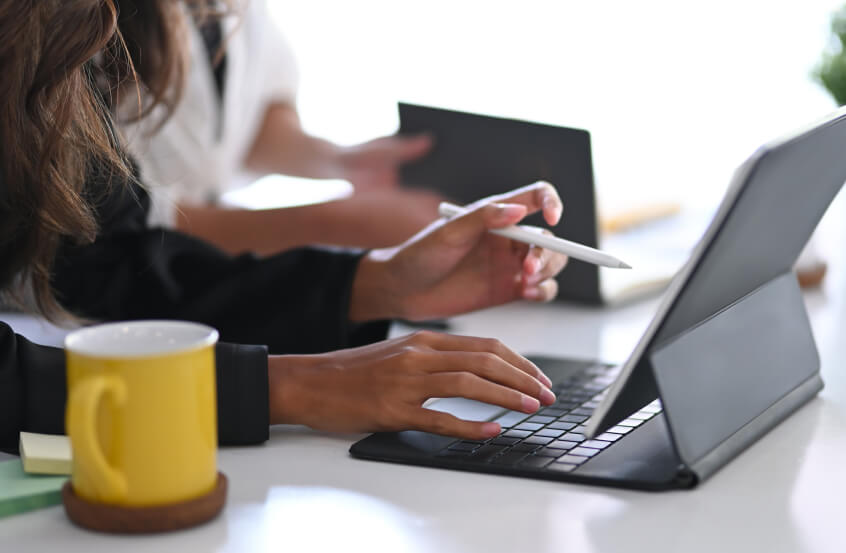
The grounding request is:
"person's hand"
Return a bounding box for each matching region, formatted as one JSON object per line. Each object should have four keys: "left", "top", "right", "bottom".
{"left": 350, "top": 181, "right": 568, "bottom": 322}
{"left": 338, "top": 133, "right": 433, "bottom": 191}
{"left": 268, "top": 331, "right": 556, "bottom": 440}
{"left": 326, "top": 187, "right": 445, "bottom": 248}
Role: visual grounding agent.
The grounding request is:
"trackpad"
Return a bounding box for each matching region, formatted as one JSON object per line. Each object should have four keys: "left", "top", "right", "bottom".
{"left": 428, "top": 398, "right": 505, "bottom": 421}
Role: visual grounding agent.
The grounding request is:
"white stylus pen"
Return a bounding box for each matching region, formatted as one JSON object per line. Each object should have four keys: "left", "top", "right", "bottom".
{"left": 438, "top": 202, "right": 632, "bottom": 269}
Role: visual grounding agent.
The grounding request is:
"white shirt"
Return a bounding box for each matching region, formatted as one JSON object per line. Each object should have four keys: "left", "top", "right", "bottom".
{"left": 122, "top": 0, "right": 298, "bottom": 227}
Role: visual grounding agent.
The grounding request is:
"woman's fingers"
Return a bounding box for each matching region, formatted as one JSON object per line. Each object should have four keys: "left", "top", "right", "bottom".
{"left": 389, "top": 133, "right": 434, "bottom": 162}
{"left": 423, "top": 371, "right": 545, "bottom": 414}
{"left": 523, "top": 245, "right": 545, "bottom": 276}
{"left": 524, "top": 249, "right": 569, "bottom": 287}
{"left": 517, "top": 228, "right": 567, "bottom": 303}
{"left": 423, "top": 202, "right": 528, "bottom": 249}
{"left": 477, "top": 181, "right": 563, "bottom": 226}
{"left": 520, "top": 228, "right": 568, "bottom": 278}
{"left": 406, "top": 330, "right": 553, "bottom": 389}
{"left": 403, "top": 407, "right": 502, "bottom": 440}
{"left": 418, "top": 351, "right": 555, "bottom": 405}
{"left": 523, "top": 278, "right": 559, "bottom": 302}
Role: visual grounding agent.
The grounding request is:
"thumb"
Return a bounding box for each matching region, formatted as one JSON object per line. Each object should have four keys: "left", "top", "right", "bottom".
{"left": 430, "top": 203, "right": 527, "bottom": 249}
{"left": 395, "top": 134, "right": 434, "bottom": 161}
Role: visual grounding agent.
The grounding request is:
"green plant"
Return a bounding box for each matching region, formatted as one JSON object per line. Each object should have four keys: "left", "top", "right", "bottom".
{"left": 816, "top": 5, "right": 846, "bottom": 106}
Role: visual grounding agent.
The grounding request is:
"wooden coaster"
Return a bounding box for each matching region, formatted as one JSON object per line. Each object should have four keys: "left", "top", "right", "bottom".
{"left": 62, "top": 472, "right": 227, "bottom": 534}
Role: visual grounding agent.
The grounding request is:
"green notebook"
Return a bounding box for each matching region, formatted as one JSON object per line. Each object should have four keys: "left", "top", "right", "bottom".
{"left": 0, "top": 458, "right": 67, "bottom": 518}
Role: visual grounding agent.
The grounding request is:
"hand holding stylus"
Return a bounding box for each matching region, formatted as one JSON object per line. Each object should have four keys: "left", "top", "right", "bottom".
{"left": 350, "top": 181, "right": 571, "bottom": 321}
{"left": 438, "top": 201, "right": 631, "bottom": 269}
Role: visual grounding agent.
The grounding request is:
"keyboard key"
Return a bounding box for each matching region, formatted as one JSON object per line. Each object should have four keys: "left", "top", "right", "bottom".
{"left": 549, "top": 440, "right": 581, "bottom": 450}
{"left": 503, "top": 429, "right": 532, "bottom": 439}
{"left": 468, "top": 444, "right": 510, "bottom": 463}
{"left": 447, "top": 441, "right": 481, "bottom": 452}
{"left": 569, "top": 447, "right": 600, "bottom": 457}
{"left": 535, "top": 428, "right": 565, "bottom": 438}
{"left": 580, "top": 440, "right": 611, "bottom": 450}
{"left": 557, "top": 454, "right": 589, "bottom": 465}
{"left": 561, "top": 432, "right": 586, "bottom": 442}
{"left": 490, "top": 436, "right": 522, "bottom": 446}
{"left": 547, "top": 421, "right": 577, "bottom": 431}
{"left": 561, "top": 414, "right": 589, "bottom": 423}
{"left": 607, "top": 425, "right": 634, "bottom": 435}
{"left": 511, "top": 442, "right": 542, "bottom": 453}
{"left": 534, "top": 446, "right": 564, "bottom": 458}
{"left": 490, "top": 451, "right": 529, "bottom": 466}
{"left": 547, "top": 462, "right": 578, "bottom": 473}
{"left": 570, "top": 407, "right": 594, "bottom": 416}
{"left": 514, "top": 422, "right": 544, "bottom": 432}
{"left": 526, "top": 415, "right": 555, "bottom": 425}
{"left": 539, "top": 408, "right": 567, "bottom": 417}
{"left": 585, "top": 365, "right": 610, "bottom": 376}
{"left": 524, "top": 435, "right": 554, "bottom": 446}
{"left": 629, "top": 412, "right": 652, "bottom": 421}
{"left": 596, "top": 432, "right": 622, "bottom": 442}
{"left": 437, "top": 449, "right": 473, "bottom": 459}
{"left": 560, "top": 398, "right": 587, "bottom": 407}
{"left": 493, "top": 410, "right": 529, "bottom": 428}
{"left": 617, "top": 418, "right": 643, "bottom": 427}
{"left": 520, "top": 455, "right": 554, "bottom": 470}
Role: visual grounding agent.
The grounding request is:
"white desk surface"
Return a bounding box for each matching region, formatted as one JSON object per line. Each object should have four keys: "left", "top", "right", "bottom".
{"left": 3, "top": 274, "right": 846, "bottom": 553}
{"left": 4, "top": 3, "right": 844, "bottom": 548}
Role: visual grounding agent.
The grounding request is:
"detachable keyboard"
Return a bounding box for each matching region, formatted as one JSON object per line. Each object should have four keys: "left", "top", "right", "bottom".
{"left": 434, "top": 363, "right": 663, "bottom": 472}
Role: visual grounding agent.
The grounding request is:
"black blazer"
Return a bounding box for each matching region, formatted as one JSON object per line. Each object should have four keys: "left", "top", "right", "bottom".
{"left": 0, "top": 164, "right": 389, "bottom": 454}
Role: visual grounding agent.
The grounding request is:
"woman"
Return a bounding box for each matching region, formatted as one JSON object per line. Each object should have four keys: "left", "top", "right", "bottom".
{"left": 125, "top": 0, "right": 442, "bottom": 253}
{"left": 0, "top": 0, "right": 566, "bottom": 454}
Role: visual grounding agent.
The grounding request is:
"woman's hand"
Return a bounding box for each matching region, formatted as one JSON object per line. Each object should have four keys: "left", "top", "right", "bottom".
{"left": 338, "top": 133, "right": 433, "bottom": 191}
{"left": 268, "top": 331, "right": 555, "bottom": 440}
{"left": 320, "top": 187, "right": 445, "bottom": 248}
{"left": 350, "top": 181, "right": 568, "bottom": 322}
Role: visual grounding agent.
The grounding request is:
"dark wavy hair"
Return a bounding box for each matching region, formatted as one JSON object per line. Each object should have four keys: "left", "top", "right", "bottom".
{"left": 0, "top": 0, "right": 231, "bottom": 320}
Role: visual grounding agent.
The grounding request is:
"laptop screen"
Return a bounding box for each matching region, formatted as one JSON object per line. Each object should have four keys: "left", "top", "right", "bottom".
{"left": 587, "top": 107, "right": 846, "bottom": 439}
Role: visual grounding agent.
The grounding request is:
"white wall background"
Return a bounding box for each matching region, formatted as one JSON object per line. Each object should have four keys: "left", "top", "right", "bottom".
{"left": 268, "top": 0, "right": 844, "bottom": 215}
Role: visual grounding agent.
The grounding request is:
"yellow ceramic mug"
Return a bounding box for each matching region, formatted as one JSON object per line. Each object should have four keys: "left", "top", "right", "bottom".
{"left": 64, "top": 320, "right": 219, "bottom": 507}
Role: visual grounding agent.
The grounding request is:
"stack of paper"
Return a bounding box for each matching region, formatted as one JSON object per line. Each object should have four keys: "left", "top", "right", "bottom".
{"left": 19, "top": 432, "right": 72, "bottom": 475}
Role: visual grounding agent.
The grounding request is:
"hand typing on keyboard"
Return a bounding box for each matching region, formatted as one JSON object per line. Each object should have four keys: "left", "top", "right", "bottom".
{"left": 436, "top": 365, "right": 663, "bottom": 473}
{"left": 266, "top": 330, "right": 556, "bottom": 440}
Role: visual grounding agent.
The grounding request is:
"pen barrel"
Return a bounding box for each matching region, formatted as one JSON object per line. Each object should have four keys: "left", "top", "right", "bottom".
{"left": 437, "top": 201, "right": 629, "bottom": 269}
{"left": 489, "top": 227, "right": 621, "bottom": 267}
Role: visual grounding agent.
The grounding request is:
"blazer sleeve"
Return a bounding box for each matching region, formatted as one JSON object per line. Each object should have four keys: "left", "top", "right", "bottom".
{"left": 0, "top": 321, "right": 270, "bottom": 455}
{"left": 51, "top": 161, "right": 390, "bottom": 355}
{"left": 52, "top": 230, "right": 391, "bottom": 355}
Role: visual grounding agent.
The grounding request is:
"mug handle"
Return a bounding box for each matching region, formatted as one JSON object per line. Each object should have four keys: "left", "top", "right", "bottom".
{"left": 67, "top": 376, "right": 129, "bottom": 503}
